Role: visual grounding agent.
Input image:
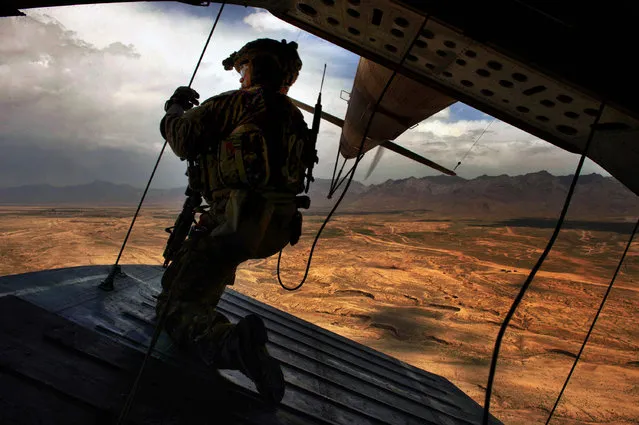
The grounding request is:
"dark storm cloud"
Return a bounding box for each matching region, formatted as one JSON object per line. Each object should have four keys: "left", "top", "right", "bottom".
{"left": 0, "top": 143, "right": 186, "bottom": 189}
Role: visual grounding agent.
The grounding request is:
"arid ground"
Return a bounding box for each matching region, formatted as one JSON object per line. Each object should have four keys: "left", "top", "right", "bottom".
{"left": 1, "top": 206, "right": 637, "bottom": 425}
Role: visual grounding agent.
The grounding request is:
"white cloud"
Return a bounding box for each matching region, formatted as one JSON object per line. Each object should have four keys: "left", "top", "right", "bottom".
{"left": 429, "top": 106, "right": 451, "bottom": 121}
{"left": 0, "top": 2, "right": 611, "bottom": 189}
{"left": 0, "top": 3, "right": 360, "bottom": 187}
{"left": 416, "top": 118, "right": 491, "bottom": 138}
{"left": 243, "top": 10, "right": 297, "bottom": 33}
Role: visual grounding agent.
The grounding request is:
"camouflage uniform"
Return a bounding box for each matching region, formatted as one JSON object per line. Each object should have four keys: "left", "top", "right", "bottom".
{"left": 157, "top": 39, "right": 308, "bottom": 404}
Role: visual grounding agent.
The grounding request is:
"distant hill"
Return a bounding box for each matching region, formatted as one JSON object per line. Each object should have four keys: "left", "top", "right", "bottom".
{"left": 0, "top": 173, "right": 637, "bottom": 218}
{"left": 345, "top": 171, "right": 639, "bottom": 218}
{"left": 0, "top": 181, "right": 184, "bottom": 206}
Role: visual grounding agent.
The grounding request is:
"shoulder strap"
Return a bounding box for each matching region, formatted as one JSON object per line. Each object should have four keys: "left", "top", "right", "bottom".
{"left": 258, "top": 91, "right": 287, "bottom": 187}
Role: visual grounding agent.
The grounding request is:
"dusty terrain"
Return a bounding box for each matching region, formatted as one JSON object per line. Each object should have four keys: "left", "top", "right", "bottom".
{"left": 1, "top": 206, "right": 637, "bottom": 425}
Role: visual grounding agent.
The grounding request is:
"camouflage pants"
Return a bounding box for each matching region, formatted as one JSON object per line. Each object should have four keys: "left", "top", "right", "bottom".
{"left": 156, "top": 190, "right": 297, "bottom": 368}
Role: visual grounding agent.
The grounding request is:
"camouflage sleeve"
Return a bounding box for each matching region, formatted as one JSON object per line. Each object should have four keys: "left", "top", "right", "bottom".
{"left": 161, "top": 92, "right": 238, "bottom": 159}
{"left": 291, "top": 103, "right": 310, "bottom": 140}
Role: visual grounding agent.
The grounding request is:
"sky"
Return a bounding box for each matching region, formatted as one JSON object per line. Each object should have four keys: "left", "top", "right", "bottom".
{"left": 0, "top": 2, "right": 609, "bottom": 189}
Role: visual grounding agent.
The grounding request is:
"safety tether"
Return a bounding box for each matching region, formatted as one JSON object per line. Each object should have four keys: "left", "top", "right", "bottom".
{"left": 481, "top": 102, "right": 606, "bottom": 424}
{"left": 113, "top": 4, "right": 226, "bottom": 424}
{"left": 276, "top": 15, "right": 432, "bottom": 291}
{"left": 545, "top": 217, "right": 638, "bottom": 424}
{"left": 453, "top": 118, "right": 494, "bottom": 171}
{"left": 99, "top": 3, "right": 224, "bottom": 292}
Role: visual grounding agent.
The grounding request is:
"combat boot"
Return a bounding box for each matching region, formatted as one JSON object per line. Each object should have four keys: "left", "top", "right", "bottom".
{"left": 214, "top": 314, "right": 285, "bottom": 404}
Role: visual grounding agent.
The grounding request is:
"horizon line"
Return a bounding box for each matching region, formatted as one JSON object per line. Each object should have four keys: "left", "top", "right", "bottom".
{"left": 0, "top": 171, "right": 611, "bottom": 190}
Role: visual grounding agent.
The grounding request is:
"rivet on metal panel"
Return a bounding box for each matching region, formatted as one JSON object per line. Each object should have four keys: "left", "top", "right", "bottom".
{"left": 391, "top": 28, "right": 404, "bottom": 38}
{"left": 523, "top": 85, "right": 547, "bottom": 96}
{"left": 394, "top": 17, "right": 408, "bottom": 28}
{"left": 371, "top": 9, "right": 383, "bottom": 26}
{"left": 297, "top": 3, "right": 317, "bottom": 17}
{"left": 487, "top": 60, "right": 503, "bottom": 70}
{"left": 512, "top": 72, "right": 528, "bottom": 82}
{"left": 556, "top": 125, "right": 578, "bottom": 135}
{"left": 421, "top": 28, "right": 435, "bottom": 39}
{"left": 557, "top": 94, "right": 573, "bottom": 103}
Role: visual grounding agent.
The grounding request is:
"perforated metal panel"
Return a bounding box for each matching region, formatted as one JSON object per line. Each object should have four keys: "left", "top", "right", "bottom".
{"left": 287, "top": 0, "right": 639, "bottom": 146}
{"left": 271, "top": 0, "right": 639, "bottom": 195}
{"left": 401, "top": 22, "right": 638, "bottom": 145}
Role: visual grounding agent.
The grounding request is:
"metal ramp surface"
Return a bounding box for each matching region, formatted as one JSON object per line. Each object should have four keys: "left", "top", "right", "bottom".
{"left": 0, "top": 265, "right": 501, "bottom": 424}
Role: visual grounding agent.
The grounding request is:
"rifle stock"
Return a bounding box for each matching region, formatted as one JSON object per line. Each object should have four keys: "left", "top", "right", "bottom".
{"left": 162, "top": 187, "right": 202, "bottom": 267}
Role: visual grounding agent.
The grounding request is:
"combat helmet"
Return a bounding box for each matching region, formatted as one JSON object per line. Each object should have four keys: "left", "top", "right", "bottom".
{"left": 223, "top": 38, "right": 302, "bottom": 88}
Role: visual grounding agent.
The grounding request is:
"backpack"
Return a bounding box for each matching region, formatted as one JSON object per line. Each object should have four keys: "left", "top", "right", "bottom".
{"left": 193, "top": 91, "right": 310, "bottom": 197}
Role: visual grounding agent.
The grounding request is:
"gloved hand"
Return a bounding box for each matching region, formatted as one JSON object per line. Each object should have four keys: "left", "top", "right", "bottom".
{"left": 164, "top": 86, "right": 200, "bottom": 112}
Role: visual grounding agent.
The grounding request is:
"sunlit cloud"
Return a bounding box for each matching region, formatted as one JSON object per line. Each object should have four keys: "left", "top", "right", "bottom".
{"left": 0, "top": 2, "right": 609, "bottom": 189}
{"left": 243, "top": 10, "right": 297, "bottom": 33}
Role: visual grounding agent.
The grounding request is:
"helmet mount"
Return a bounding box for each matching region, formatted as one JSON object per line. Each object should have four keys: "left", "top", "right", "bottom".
{"left": 223, "top": 38, "right": 302, "bottom": 89}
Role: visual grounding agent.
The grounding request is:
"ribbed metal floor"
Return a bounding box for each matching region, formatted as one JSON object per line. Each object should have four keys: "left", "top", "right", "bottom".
{"left": 0, "top": 265, "right": 501, "bottom": 424}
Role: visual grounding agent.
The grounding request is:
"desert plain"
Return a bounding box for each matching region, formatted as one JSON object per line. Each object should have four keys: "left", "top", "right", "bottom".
{"left": 0, "top": 206, "right": 637, "bottom": 425}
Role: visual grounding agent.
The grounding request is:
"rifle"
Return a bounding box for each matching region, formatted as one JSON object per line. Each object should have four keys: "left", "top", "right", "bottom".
{"left": 303, "top": 64, "right": 326, "bottom": 194}
{"left": 162, "top": 185, "right": 202, "bottom": 267}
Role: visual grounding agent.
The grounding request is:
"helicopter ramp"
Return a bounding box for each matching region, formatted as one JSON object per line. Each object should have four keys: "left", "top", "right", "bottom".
{"left": 0, "top": 265, "right": 501, "bottom": 424}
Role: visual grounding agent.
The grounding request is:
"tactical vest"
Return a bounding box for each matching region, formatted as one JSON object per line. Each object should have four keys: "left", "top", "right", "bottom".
{"left": 189, "top": 91, "right": 309, "bottom": 198}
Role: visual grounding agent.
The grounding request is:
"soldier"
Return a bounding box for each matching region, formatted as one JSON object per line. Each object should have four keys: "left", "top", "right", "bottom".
{"left": 157, "top": 39, "right": 310, "bottom": 404}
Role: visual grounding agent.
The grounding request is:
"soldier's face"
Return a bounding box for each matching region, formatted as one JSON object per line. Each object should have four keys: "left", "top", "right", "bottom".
{"left": 239, "top": 64, "right": 251, "bottom": 88}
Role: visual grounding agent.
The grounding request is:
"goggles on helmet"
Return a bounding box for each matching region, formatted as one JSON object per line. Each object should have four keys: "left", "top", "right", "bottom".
{"left": 223, "top": 39, "right": 302, "bottom": 87}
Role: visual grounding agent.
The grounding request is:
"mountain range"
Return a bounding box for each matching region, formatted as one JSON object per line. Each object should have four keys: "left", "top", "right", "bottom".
{"left": 1, "top": 172, "right": 637, "bottom": 218}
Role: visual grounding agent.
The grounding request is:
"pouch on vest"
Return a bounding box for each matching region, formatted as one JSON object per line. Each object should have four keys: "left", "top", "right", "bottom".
{"left": 284, "top": 132, "right": 307, "bottom": 194}
{"left": 218, "top": 123, "right": 271, "bottom": 189}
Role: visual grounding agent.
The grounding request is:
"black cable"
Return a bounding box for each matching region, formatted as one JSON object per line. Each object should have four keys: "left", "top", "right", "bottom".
{"left": 188, "top": 3, "right": 225, "bottom": 88}
{"left": 329, "top": 158, "right": 357, "bottom": 198}
{"left": 328, "top": 150, "right": 370, "bottom": 198}
{"left": 328, "top": 143, "right": 347, "bottom": 197}
{"left": 277, "top": 16, "right": 431, "bottom": 291}
{"left": 545, "top": 218, "right": 638, "bottom": 424}
{"left": 99, "top": 3, "right": 226, "bottom": 292}
{"left": 112, "top": 4, "right": 226, "bottom": 424}
{"left": 98, "top": 141, "right": 169, "bottom": 291}
{"left": 453, "top": 119, "right": 494, "bottom": 171}
{"left": 481, "top": 101, "right": 606, "bottom": 425}
{"left": 114, "top": 291, "right": 173, "bottom": 425}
